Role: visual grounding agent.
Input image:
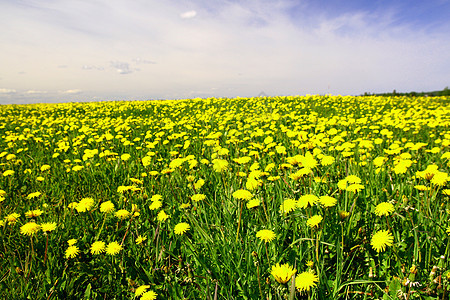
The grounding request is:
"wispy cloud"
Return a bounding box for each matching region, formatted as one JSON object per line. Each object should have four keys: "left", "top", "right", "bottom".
{"left": 25, "top": 90, "right": 48, "bottom": 94}
{"left": 61, "top": 89, "right": 82, "bottom": 95}
{"left": 132, "top": 58, "right": 156, "bottom": 65}
{"left": 0, "top": 88, "right": 16, "bottom": 94}
{"left": 180, "top": 10, "right": 197, "bottom": 19}
{"left": 82, "top": 65, "right": 105, "bottom": 71}
{"left": 110, "top": 61, "right": 134, "bottom": 75}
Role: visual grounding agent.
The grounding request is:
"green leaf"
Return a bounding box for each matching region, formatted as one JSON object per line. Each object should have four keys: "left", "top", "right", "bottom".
{"left": 84, "top": 283, "right": 92, "bottom": 300}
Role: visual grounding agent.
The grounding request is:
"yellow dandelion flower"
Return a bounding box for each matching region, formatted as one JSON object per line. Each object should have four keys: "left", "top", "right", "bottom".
{"left": 246, "top": 199, "right": 260, "bottom": 209}
{"left": 142, "top": 156, "right": 152, "bottom": 167}
{"left": 106, "top": 241, "right": 123, "bottom": 255}
{"left": 174, "top": 222, "right": 190, "bottom": 235}
{"left": 141, "top": 290, "right": 157, "bottom": 300}
{"left": 130, "top": 178, "right": 143, "bottom": 185}
{"left": 318, "top": 196, "right": 337, "bottom": 207}
{"left": 279, "top": 198, "right": 297, "bottom": 214}
{"left": 212, "top": 159, "right": 228, "bottom": 172}
{"left": 67, "top": 239, "right": 77, "bottom": 246}
{"left": 431, "top": 171, "right": 449, "bottom": 186}
{"left": 3, "top": 170, "right": 15, "bottom": 176}
{"left": 151, "top": 194, "right": 163, "bottom": 202}
{"left": 117, "top": 185, "right": 132, "bottom": 193}
{"left": 194, "top": 179, "right": 205, "bottom": 190}
{"left": 68, "top": 202, "right": 78, "bottom": 209}
{"left": 135, "top": 285, "right": 150, "bottom": 296}
{"left": 5, "top": 213, "right": 20, "bottom": 225}
{"left": 374, "top": 202, "right": 395, "bottom": 217}
{"left": 338, "top": 175, "right": 362, "bottom": 190}
{"left": 191, "top": 194, "right": 206, "bottom": 202}
{"left": 345, "top": 175, "right": 362, "bottom": 184}
{"left": 179, "top": 203, "right": 191, "bottom": 209}
{"left": 301, "top": 152, "right": 318, "bottom": 169}
{"left": 76, "top": 197, "right": 95, "bottom": 212}
{"left": 25, "top": 209, "right": 43, "bottom": 218}
{"left": 321, "top": 155, "right": 335, "bottom": 166}
{"left": 297, "top": 194, "right": 318, "bottom": 209}
{"left": 149, "top": 200, "right": 162, "bottom": 210}
{"left": 371, "top": 230, "right": 394, "bottom": 253}
{"left": 346, "top": 183, "right": 364, "bottom": 192}
{"left": 136, "top": 235, "right": 147, "bottom": 245}
{"left": 307, "top": 215, "right": 323, "bottom": 228}
{"left": 20, "top": 222, "right": 41, "bottom": 236}
{"left": 267, "top": 176, "right": 280, "bottom": 181}
{"left": 65, "top": 245, "right": 80, "bottom": 259}
{"left": 90, "top": 241, "right": 106, "bottom": 255}
{"left": 100, "top": 201, "right": 115, "bottom": 213}
{"left": 337, "top": 179, "right": 348, "bottom": 190}
{"left": 115, "top": 209, "right": 131, "bottom": 219}
{"left": 121, "top": 153, "right": 131, "bottom": 161}
{"left": 289, "top": 168, "right": 312, "bottom": 180}
{"left": 233, "top": 156, "right": 252, "bottom": 164}
{"left": 157, "top": 210, "right": 170, "bottom": 222}
{"left": 295, "top": 271, "right": 318, "bottom": 292}
{"left": 256, "top": 229, "right": 276, "bottom": 243}
{"left": 339, "top": 211, "right": 349, "bottom": 219}
{"left": 40, "top": 164, "right": 51, "bottom": 171}
{"left": 5, "top": 154, "right": 16, "bottom": 160}
{"left": 232, "top": 189, "right": 253, "bottom": 200}
{"left": 40, "top": 222, "right": 57, "bottom": 232}
{"left": 246, "top": 177, "right": 261, "bottom": 191}
{"left": 26, "top": 192, "right": 42, "bottom": 199}
{"left": 271, "top": 263, "right": 297, "bottom": 284}
{"left": 72, "top": 165, "right": 84, "bottom": 172}
{"left": 414, "top": 185, "right": 430, "bottom": 191}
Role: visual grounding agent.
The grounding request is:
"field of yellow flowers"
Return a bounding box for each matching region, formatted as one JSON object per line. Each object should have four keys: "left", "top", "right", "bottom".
{"left": 1, "top": 95, "right": 450, "bottom": 299}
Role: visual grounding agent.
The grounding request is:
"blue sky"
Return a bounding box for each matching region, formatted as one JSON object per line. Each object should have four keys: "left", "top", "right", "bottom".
{"left": 0, "top": 0, "right": 449, "bottom": 104}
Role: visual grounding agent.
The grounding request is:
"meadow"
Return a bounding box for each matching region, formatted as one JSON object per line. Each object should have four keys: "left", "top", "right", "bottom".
{"left": 0, "top": 95, "right": 449, "bottom": 299}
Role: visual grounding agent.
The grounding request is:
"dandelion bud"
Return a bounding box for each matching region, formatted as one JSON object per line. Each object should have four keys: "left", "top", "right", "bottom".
{"left": 339, "top": 211, "right": 349, "bottom": 219}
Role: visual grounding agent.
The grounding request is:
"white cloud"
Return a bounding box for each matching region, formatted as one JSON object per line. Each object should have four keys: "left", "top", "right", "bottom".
{"left": 180, "top": 10, "right": 197, "bottom": 19}
{"left": 83, "top": 65, "right": 105, "bottom": 71}
{"left": 0, "top": 88, "right": 16, "bottom": 94}
{"left": 110, "top": 61, "right": 133, "bottom": 74}
{"left": 25, "top": 90, "right": 47, "bottom": 94}
{"left": 61, "top": 89, "right": 82, "bottom": 94}
{"left": 132, "top": 58, "right": 156, "bottom": 65}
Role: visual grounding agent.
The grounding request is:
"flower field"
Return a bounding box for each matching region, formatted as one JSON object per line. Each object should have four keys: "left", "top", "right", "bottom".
{"left": 1, "top": 95, "right": 450, "bottom": 299}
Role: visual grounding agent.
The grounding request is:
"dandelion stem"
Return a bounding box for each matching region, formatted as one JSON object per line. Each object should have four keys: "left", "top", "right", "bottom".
{"left": 262, "top": 242, "right": 271, "bottom": 267}
{"left": 121, "top": 218, "right": 133, "bottom": 246}
{"left": 236, "top": 200, "right": 243, "bottom": 243}
{"left": 256, "top": 261, "right": 264, "bottom": 299}
{"left": 95, "top": 213, "right": 108, "bottom": 241}
{"left": 43, "top": 234, "right": 49, "bottom": 265}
